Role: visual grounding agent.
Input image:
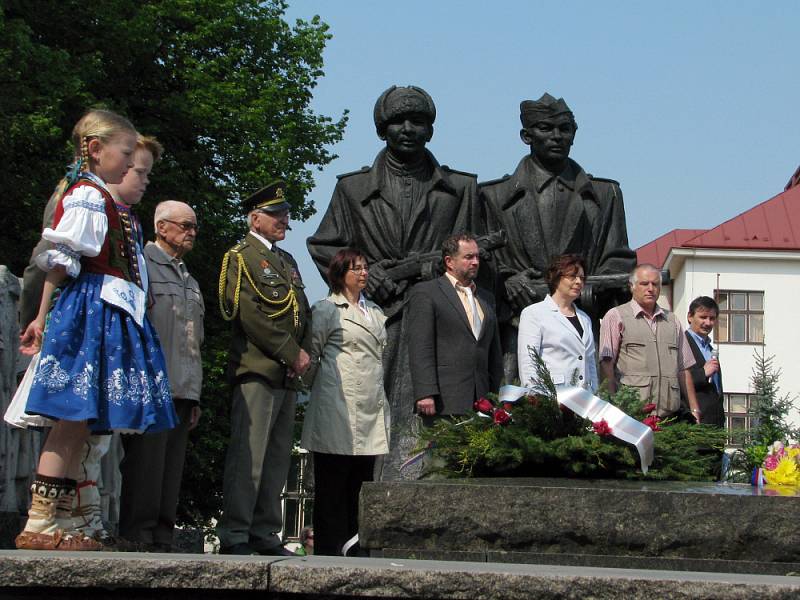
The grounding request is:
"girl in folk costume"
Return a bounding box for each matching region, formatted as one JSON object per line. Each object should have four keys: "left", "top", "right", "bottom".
{"left": 15, "top": 109, "right": 177, "bottom": 550}
{"left": 66, "top": 134, "right": 165, "bottom": 546}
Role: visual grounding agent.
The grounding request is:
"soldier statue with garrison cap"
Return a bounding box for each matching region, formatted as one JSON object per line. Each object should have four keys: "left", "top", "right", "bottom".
{"left": 216, "top": 180, "right": 312, "bottom": 555}
{"left": 307, "top": 85, "right": 484, "bottom": 480}
{"left": 480, "top": 93, "right": 637, "bottom": 381}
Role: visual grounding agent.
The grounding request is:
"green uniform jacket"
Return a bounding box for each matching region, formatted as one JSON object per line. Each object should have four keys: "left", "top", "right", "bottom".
{"left": 222, "top": 232, "right": 312, "bottom": 389}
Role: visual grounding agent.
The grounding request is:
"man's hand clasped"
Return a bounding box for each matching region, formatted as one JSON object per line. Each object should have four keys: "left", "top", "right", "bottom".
{"left": 287, "top": 349, "right": 311, "bottom": 379}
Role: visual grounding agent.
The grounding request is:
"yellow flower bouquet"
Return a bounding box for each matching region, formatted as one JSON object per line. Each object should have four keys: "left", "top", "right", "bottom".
{"left": 762, "top": 441, "right": 800, "bottom": 487}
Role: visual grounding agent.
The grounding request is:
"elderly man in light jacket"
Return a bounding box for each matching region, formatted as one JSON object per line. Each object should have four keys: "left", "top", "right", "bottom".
{"left": 119, "top": 200, "right": 204, "bottom": 551}
{"left": 301, "top": 248, "right": 389, "bottom": 557}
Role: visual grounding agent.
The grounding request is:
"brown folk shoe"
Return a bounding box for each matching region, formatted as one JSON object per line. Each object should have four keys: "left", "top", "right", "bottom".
{"left": 16, "top": 528, "right": 104, "bottom": 551}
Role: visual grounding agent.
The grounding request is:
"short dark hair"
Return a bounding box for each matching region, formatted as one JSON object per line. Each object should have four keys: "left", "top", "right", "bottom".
{"left": 441, "top": 233, "right": 477, "bottom": 263}
{"left": 688, "top": 296, "right": 719, "bottom": 316}
{"left": 545, "top": 254, "right": 587, "bottom": 294}
{"left": 327, "top": 248, "right": 366, "bottom": 294}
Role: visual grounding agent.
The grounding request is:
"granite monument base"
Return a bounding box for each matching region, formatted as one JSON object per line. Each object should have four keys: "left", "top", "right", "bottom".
{"left": 360, "top": 478, "right": 800, "bottom": 575}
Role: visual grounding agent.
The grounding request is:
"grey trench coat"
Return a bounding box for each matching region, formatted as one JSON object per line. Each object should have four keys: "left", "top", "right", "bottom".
{"left": 301, "top": 293, "right": 389, "bottom": 455}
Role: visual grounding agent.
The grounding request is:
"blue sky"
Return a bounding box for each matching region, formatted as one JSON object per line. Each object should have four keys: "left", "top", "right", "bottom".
{"left": 281, "top": 1, "right": 800, "bottom": 303}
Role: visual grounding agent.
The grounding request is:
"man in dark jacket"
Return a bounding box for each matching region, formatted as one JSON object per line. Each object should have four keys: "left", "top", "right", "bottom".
{"left": 684, "top": 296, "right": 725, "bottom": 427}
{"left": 408, "top": 234, "right": 503, "bottom": 421}
{"left": 480, "top": 93, "right": 636, "bottom": 380}
{"left": 307, "top": 86, "right": 483, "bottom": 479}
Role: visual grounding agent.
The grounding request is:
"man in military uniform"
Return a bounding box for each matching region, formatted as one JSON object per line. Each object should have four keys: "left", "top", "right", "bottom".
{"left": 307, "top": 85, "right": 483, "bottom": 480}
{"left": 217, "top": 181, "right": 312, "bottom": 555}
{"left": 480, "top": 93, "right": 636, "bottom": 380}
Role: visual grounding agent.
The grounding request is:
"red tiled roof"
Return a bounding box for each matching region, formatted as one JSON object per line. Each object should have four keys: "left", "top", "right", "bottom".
{"left": 638, "top": 183, "right": 800, "bottom": 261}
{"left": 684, "top": 184, "right": 800, "bottom": 250}
{"left": 636, "top": 229, "right": 706, "bottom": 267}
{"left": 787, "top": 165, "right": 800, "bottom": 191}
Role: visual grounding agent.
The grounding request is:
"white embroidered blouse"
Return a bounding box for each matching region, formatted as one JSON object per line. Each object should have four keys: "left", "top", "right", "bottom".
{"left": 35, "top": 173, "right": 109, "bottom": 278}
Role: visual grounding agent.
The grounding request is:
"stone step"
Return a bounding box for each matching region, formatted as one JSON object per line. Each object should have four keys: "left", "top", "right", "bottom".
{"left": 0, "top": 552, "right": 799, "bottom": 599}
{"left": 376, "top": 549, "right": 800, "bottom": 577}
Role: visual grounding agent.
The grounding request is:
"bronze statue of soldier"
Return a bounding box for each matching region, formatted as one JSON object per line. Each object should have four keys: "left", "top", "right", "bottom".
{"left": 307, "top": 85, "right": 483, "bottom": 479}
{"left": 480, "top": 93, "right": 636, "bottom": 380}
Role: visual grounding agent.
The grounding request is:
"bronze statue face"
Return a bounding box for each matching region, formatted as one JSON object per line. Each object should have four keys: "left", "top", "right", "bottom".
{"left": 520, "top": 114, "right": 576, "bottom": 170}
{"left": 380, "top": 112, "right": 433, "bottom": 162}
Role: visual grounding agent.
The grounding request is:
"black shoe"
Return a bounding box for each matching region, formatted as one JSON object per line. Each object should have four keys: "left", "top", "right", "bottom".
{"left": 220, "top": 542, "right": 259, "bottom": 555}
{"left": 150, "top": 542, "right": 172, "bottom": 553}
{"left": 257, "top": 545, "right": 296, "bottom": 556}
{"left": 113, "top": 537, "right": 145, "bottom": 552}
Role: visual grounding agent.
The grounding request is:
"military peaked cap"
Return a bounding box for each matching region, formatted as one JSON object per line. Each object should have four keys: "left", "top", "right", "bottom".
{"left": 243, "top": 180, "right": 289, "bottom": 214}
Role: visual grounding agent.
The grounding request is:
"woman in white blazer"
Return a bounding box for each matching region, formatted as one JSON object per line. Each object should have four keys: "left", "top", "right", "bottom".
{"left": 302, "top": 248, "right": 389, "bottom": 556}
{"left": 517, "top": 254, "right": 598, "bottom": 391}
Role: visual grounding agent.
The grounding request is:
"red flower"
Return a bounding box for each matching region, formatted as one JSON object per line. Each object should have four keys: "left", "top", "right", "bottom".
{"left": 493, "top": 408, "right": 511, "bottom": 426}
{"left": 503, "top": 402, "right": 515, "bottom": 412}
{"left": 474, "top": 397, "right": 494, "bottom": 414}
{"left": 642, "top": 403, "right": 657, "bottom": 414}
{"left": 643, "top": 415, "right": 661, "bottom": 431}
{"left": 592, "top": 419, "right": 612, "bottom": 436}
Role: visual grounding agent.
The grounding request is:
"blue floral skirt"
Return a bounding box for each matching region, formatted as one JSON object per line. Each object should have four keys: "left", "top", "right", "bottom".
{"left": 25, "top": 273, "right": 177, "bottom": 433}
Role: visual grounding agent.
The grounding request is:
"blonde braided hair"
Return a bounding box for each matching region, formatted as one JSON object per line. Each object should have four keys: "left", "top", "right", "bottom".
{"left": 80, "top": 137, "right": 90, "bottom": 172}
{"left": 71, "top": 108, "right": 136, "bottom": 169}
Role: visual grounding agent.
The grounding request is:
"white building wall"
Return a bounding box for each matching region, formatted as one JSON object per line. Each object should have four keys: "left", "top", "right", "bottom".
{"left": 667, "top": 251, "right": 800, "bottom": 427}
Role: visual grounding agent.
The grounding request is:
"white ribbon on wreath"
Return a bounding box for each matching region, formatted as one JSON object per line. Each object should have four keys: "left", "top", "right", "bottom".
{"left": 498, "top": 384, "right": 655, "bottom": 474}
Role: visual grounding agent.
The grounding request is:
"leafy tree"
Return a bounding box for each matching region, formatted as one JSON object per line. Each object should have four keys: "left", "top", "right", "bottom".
{"left": 1, "top": 0, "right": 347, "bottom": 529}
{"left": 2, "top": 0, "right": 347, "bottom": 274}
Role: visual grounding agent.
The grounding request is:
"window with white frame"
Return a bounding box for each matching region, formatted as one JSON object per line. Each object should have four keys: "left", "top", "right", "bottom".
{"left": 715, "top": 291, "right": 764, "bottom": 344}
{"left": 725, "top": 392, "right": 756, "bottom": 445}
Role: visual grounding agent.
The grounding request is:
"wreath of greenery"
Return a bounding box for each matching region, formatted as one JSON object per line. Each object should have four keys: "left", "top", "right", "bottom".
{"left": 417, "top": 349, "right": 726, "bottom": 480}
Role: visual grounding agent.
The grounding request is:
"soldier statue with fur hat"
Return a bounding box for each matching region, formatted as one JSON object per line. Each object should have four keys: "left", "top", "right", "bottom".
{"left": 307, "top": 85, "right": 484, "bottom": 480}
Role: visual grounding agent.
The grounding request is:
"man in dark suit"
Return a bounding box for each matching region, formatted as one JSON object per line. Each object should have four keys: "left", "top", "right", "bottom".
{"left": 683, "top": 296, "right": 725, "bottom": 427}
{"left": 408, "top": 234, "right": 503, "bottom": 420}
{"left": 216, "top": 180, "right": 312, "bottom": 555}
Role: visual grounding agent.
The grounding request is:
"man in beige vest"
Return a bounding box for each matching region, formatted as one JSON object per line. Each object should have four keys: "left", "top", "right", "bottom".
{"left": 599, "top": 264, "right": 702, "bottom": 422}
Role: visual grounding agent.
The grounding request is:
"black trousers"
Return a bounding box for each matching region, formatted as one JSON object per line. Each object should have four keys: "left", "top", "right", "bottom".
{"left": 312, "top": 452, "right": 375, "bottom": 556}
{"left": 119, "top": 398, "right": 193, "bottom": 546}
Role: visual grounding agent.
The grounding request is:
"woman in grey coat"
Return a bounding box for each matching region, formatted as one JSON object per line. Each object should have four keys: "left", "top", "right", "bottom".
{"left": 302, "top": 248, "right": 389, "bottom": 555}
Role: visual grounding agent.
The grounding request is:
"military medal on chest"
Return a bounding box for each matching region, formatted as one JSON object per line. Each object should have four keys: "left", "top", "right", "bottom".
{"left": 260, "top": 259, "right": 276, "bottom": 278}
